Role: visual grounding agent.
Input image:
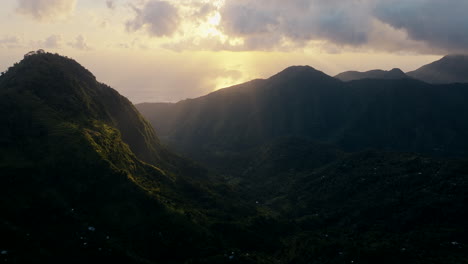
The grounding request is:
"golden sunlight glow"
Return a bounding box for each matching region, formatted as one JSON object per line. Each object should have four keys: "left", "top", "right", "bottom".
{"left": 213, "top": 77, "right": 242, "bottom": 91}
{"left": 213, "top": 0, "right": 226, "bottom": 8}
{"left": 196, "top": 12, "right": 224, "bottom": 38}
{"left": 207, "top": 12, "right": 221, "bottom": 26}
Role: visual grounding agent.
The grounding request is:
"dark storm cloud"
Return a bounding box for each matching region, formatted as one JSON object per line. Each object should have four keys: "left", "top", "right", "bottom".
{"left": 126, "top": 1, "right": 180, "bottom": 37}
{"left": 374, "top": 0, "right": 468, "bottom": 52}
{"left": 214, "top": 0, "right": 468, "bottom": 53}
{"left": 122, "top": 0, "right": 467, "bottom": 54}
{"left": 220, "top": 0, "right": 372, "bottom": 47}
{"left": 221, "top": 4, "right": 278, "bottom": 35}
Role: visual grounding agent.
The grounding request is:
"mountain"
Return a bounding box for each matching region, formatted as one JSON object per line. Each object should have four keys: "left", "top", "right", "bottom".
{"left": 137, "top": 66, "right": 468, "bottom": 161}
{"left": 0, "top": 52, "right": 267, "bottom": 263}
{"left": 335, "top": 68, "right": 409, "bottom": 81}
{"left": 136, "top": 61, "right": 468, "bottom": 263}
{"left": 1, "top": 51, "right": 164, "bottom": 165}
{"left": 407, "top": 54, "right": 468, "bottom": 84}
{"left": 138, "top": 66, "right": 343, "bottom": 155}
{"left": 3, "top": 53, "right": 468, "bottom": 264}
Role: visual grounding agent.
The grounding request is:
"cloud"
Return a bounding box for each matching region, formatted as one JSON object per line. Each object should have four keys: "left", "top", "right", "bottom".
{"left": 106, "top": 0, "right": 115, "bottom": 10}
{"left": 16, "top": 0, "right": 76, "bottom": 22}
{"left": 2, "top": 35, "right": 64, "bottom": 50}
{"left": 0, "top": 36, "right": 24, "bottom": 49}
{"left": 126, "top": 1, "right": 180, "bottom": 37}
{"left": 221, "top": 3, "right": 278, "bottom": 36}
{"left": 43, "top": 35, "right": 63, "bottom": 48}
{"left": 109, "top": 38, "right": 148, "bottom": 50}
{"left": 215, "top": 0, "right": 468, "bottom": 53}
{"left": 32, "top": 34, "right": 63, "bottom": 49}
{"left": 219, "top": 0, "right": 373, "bottom": 48}
{"left": 0, "top": 36, "right": 20, "bottom": 45}
{"left": 374, "top": 0, "right": 468, "bottom": 53}
{"left": 366, "top": 19, "right": 442, "bottom": 55}
{"left": 193, "top": 2, "right": 217, "bottom": 19}
{"left": 121, "top": 0, "right": 468, "bottom": 54}
{"left": 68, "top": 35, "right": 91, "bottom": 50}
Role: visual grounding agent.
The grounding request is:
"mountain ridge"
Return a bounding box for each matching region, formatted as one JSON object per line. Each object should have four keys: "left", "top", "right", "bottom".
{"left": 137, "top": 65, "right": 468, "bottom": 159}
{"left": 407, "top": 54, "right": 468, "bottom": 84}
{"left": 335, "top": 68, "right": 409, "bottom": 81}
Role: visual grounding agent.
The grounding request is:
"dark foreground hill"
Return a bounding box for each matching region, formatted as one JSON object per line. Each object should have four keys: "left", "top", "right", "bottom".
{"left": 335, "top": 68, "right": 409, "bottom": 81}
{"left": 407, "top": 55, "right": 468, "bottom": 84}
{"left": 0, "top": 52, "right": 268, "bottom": 263}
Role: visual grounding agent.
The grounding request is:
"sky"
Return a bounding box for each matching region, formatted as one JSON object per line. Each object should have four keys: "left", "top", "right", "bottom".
{"left": 0, "top": 0, "right": 467, "bottom": 103}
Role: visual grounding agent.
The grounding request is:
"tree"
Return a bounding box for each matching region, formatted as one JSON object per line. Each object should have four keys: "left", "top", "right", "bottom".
{"left": 24, "top": 51, "right": 36, "bottom": 58}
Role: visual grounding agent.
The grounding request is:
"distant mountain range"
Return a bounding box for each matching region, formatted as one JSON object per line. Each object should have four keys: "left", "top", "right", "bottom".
{"left": 138, "top": 64, "right": 468, "bottom": 159}
{"left": 335, "top": 68, "right": 409, "bottom": 81}
{"left": 137, "top": 57, "right": 468, "bottom": 264}
{"left": 334, "top": 55, "right": 468, "bottom": 84}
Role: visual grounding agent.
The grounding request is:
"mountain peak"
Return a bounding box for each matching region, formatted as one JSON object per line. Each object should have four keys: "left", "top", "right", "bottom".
{"left": 281, "top": 65, "right": 320, "bottom": 72}
{"left": 17, "top": 51, "right": 95, "bottom": 80}
{"left": 269, "top": 65, "right": 336, "bottom": 83}
{"left": 0, "top": 52, "right": 111, "bottom": 121}
{"left": 1, "top": 52, "right": 163, "bottom": 165}
{"left": 1, "top": 51, "right": 98, "bottom": 96}
{"left": 389, "top": 68, "right": 404, "bottom": 73}
{"left": 275, "top": 65, "right": 327, "bottom": 76}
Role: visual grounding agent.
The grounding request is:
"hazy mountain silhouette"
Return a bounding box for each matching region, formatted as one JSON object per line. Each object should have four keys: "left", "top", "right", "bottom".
{"left": 136, "top": 64, "right": 468, "bottom": 263}
{"left": 407, "top": 54, "right": 468, "bottom": 84}
{"left": 335, "top": 68, "right": 409, "bottom": 81}
{"left": 138, "top": 65, "right": 468, "bottom": 160}
{"left": 139, "top": 71, "right": 468, "bottom": 260}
